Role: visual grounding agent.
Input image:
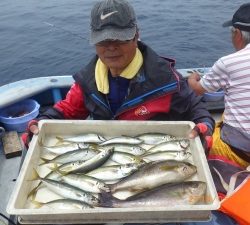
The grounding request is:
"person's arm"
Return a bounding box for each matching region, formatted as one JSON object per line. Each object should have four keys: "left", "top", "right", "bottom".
{"left": 53, "top": 83, "right": 89, "bottom": 119}
{"left": 188, "top": 72, "right": 207, "bottom": 95}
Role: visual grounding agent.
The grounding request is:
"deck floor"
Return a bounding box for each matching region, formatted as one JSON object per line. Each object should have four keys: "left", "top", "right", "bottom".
{"left": 0, "top": 142, "right": 22, "bottom": 224}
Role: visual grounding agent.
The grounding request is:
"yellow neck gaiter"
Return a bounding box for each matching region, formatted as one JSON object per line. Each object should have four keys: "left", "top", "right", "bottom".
{"left": 95, "top": 48, "right": 143, "bottom": 94}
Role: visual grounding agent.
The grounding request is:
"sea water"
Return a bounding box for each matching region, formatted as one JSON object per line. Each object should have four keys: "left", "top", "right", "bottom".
{"left": 0, "top": 0, "right": 246, "bottom": 86}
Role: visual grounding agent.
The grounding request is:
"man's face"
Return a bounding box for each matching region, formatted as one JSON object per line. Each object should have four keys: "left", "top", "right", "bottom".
{"left": 95, "top": 35, "right": 138, "bottom": 76}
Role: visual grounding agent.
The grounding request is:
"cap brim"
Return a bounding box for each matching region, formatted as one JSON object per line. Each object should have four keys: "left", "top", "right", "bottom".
{"left": 90, "top": 26, "right": 136, "bottom": 45}
{"left": 222, "top": 20, "right": 233, "bottom": 27}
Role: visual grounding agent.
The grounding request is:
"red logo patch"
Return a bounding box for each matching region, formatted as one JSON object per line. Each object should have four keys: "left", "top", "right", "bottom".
{"left": 135, "top": 106, "right": 150, "bottom": 116}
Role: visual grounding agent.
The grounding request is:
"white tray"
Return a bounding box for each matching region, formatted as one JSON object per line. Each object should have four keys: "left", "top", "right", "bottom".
{"left": 7, "top": 120, "right": 220, "bottom": 224}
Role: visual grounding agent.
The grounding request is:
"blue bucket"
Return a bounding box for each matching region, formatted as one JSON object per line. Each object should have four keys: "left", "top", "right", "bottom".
{"left": 0, "top": 99, "right": 40, "bottom": 132}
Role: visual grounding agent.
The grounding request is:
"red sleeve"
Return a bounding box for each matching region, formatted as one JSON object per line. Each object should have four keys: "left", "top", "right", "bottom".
{"left": 54, "top": 83, "right": 89, "bottom": 119}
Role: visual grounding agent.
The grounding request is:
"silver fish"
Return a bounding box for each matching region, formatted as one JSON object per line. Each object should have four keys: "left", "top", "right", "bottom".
{"left": 40, "top": 148, "right": 99, "bottom": 165}
{"left": 100, "top": 181, "right": 207, "bottom": 208}
{"left": 59, "top": 173, "right": 110, "bottom": 193}
{"left": 147, "top": 139, "right": 190, "bottom": 153}
{"left": 56, "top": 133, "right": 106, "bottom": 143}
{"left": 99, "top": 136, "right": 143, "bottom": 146}
{"left": 109, "top": 160, "right": 197, "bottom": 196}
{"left": 109, "top": 151, "right": 144, "bottom": 165}
{"left": 136, "top": 133, "right": 176, "bottom": 145}
{"left": 142, "top": 151, "right": 191, "bottom": 162}
{"left": 100, "top": 144, "right": 146, "bottom": 156}
{"left": 87, "top": 163, "right": 142, "bottom": 181}
{"left": 29, "top": 170, "right": 99, "bottom": 206}
{"left": 55, "top": 148, "right": 114, "bottom": 174}
{"left": 32, "top": 199, "right": 93, "bottom": 209}
{"left": 43, "top": 143, "right": 89, "bottom": 155}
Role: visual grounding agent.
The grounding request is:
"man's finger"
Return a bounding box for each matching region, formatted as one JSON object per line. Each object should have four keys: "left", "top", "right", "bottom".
{"left": 30, "top": 124, "right": 39, "bottom": 135}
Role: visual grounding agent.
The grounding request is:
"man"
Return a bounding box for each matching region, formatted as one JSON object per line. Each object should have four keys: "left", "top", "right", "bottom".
{"left": 188, "top": 3, "right": 250, "bottom": 168}
{"left": 26, "top": 0, "right": 214, "bottom": 152}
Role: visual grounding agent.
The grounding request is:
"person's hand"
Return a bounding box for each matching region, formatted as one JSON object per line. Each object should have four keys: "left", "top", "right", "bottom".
{"left": 28, "top": 120, "right": 39, "bottom": 135}
{"left": 188, "top": 72, "right": 201, "bottom": 82}
{"left": 188, "top": 72, "right": 206, "bottom": 95}
{"left": 21, "top": 120, "right": 39, "bottom": 148}
{"left": 189, "top": 123, "right": 213, "bottom": 155}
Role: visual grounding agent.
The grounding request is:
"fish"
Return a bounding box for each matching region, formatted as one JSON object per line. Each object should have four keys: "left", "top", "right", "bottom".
{"left": 100, "top": 143, "right": 146, "bottom": 156}
{"left": 28, "top": 169, "right": 100, "bottom": 206}
{"left": 59, "top": 173, "right": 110, "bottom": 193}
{"left": 42, "top": 143, "right": 90, "bottom": 155}
{"left": 40, "top": 148, "right": 99, "bottom": 165}
{"left": 53, "top": 148, "right": 114, "bottom": 174}
{"left": 56, "top": 133, "right": 106, "bottom": 144}
{"left": 99, "top": 136, "right": 143, "bottom": 146}
{"left": 109, "top": 160, "right": 197, "bottom": 197}
{"left": 108, "top": 151, "right": 145, "bottom": 165}
{"left": 87, "top": 163, "right": 142, "bottom": 181}
{"left": 135, "top": 133, "right": 176, "bottom": 145}
{"left": 142, "top": 151, "right": 191, "bottom": 162}
{"left": 31, "top": 199, "right": 93, "bottom": 209}
{"left": 99, "top": 181, "right": 207, "bottom": 208}
{"left": 147, "top": 139, "right": 190, "bottom": 153}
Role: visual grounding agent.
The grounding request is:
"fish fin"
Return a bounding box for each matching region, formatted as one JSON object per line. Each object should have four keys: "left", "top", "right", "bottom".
{"left": 213, "top": 166, "right": 229, "bottom": 192}
{"left": 48, "top": 163, "right": 58, "bottom": 171}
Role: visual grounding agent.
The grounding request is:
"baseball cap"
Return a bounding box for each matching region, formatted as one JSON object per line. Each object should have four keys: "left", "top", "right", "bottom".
{"left": 90, "top": 0, "right": 137, "bottom": 45}
{"left": 222, "top": 3, "right": 250, "bottom": 32}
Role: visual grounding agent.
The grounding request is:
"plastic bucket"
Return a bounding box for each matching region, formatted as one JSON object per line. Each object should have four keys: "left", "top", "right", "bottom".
{"left": 0, "top": 99, "right": 40, "bottom": 132}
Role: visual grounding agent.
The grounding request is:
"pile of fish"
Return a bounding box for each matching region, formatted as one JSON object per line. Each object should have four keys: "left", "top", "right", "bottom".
{"left": 28, "top": 132, "right": 207, "bottom": 210}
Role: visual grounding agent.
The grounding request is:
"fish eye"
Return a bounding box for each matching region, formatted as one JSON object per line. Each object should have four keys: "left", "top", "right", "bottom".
{"left": 182, "top": 166, "right": 188, "bottom": 172}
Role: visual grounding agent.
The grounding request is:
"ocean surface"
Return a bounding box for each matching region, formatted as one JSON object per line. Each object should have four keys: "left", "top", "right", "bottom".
{"left": 0, "top": 0, "right": 247, "bottom": 86}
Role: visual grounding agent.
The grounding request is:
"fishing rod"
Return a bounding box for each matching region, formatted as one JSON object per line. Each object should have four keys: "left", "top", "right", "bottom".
{"left": 43, "top": 21, "right": 89, "bottom": 41}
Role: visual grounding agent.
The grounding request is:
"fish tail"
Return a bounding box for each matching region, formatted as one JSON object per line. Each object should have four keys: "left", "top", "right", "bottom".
{"left": 28, "top": 168, "right": 42, "bottom": 181}
{"left": 49, "top": 164, "right": 68, "bottom": 176}
{"left": 39, "top": 157, "right": 50, "bottom": 165}
{"left": 30, "top": 199, "right": 43, "bottom": 208}
{"left": 88, "top": 143, "right": 99, "bottom": 150}
{"left": 98, "top": 191, "right": 115, "bottom": 207}
{"left": 27, "top": 181, "right": 42, "bottom": 200}
{"left": 55, "top": 136, "right": 66, "bottom": 145}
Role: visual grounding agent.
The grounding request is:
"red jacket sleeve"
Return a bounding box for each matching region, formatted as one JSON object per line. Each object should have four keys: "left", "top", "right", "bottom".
{"left": 54, "top": 83, "right": 89, "bottom": 119}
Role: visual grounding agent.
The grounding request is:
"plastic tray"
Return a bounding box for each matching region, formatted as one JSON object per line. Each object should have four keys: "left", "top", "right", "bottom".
{"left": 7, "top": 120, "right": 220, "bottom": 224}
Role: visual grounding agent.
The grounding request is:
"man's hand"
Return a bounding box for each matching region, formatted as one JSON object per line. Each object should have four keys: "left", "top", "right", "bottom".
{"left": 21, "top": 120, "right": 39, "bottom": 148}
{"left": 28, "top": 120, "right": 39, "bottom": 135}
{"left": 188, "top": 72, "right": 206, "bottom": 95}
{"left": 189, "top": 123, "right": 213, "bottom": 155}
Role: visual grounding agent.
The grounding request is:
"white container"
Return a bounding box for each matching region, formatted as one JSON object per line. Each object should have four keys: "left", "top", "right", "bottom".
{"left": 7, "top": 120, "right": 220, "bottom": 224}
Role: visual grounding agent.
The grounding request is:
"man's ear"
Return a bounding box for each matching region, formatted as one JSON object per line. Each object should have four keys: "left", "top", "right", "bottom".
{"left": 234, "top": 29, "right": 245, "bottom": 48}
